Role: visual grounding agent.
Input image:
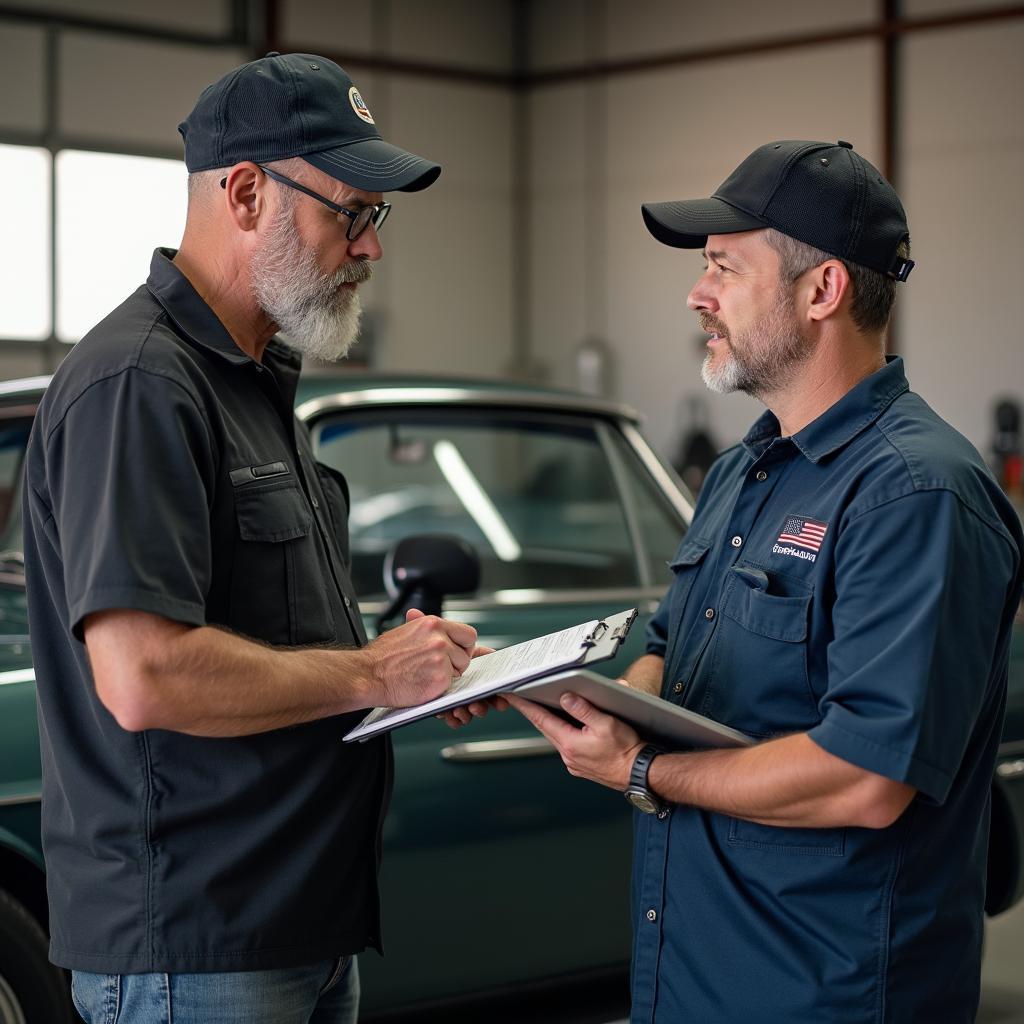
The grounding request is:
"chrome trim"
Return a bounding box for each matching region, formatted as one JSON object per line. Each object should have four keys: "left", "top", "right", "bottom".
{"left": 0, "top": 791, "right": 41, "bottom": 807}
{"left": 619, "top": 421, "right": 695, "bottom": 524}
{"left": 0, "top": 668, "right": 33, "bottom": 687}
{"left": 357, "top": 586, "right": 668, "bottom": 615}
{"left": 441, "top": 737, "right": 556, "bottom": 762}
{"left": 597, "top": 420, "right": 652, "bottom": 587}
{"left": 996, "top": 759, "right": 1024, "bottom": 781}
{"left": 296, "top": 387, "right": 641, "bottom": 424}
{"left": 0, "top": 376, "right": 50, "bottom": 398}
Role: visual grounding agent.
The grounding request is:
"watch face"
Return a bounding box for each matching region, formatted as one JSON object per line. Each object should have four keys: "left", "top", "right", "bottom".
{"left": 625, "top": 789, "right": 659, "bottom": 814}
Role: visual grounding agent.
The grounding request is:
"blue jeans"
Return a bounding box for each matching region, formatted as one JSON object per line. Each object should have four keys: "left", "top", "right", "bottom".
{"left": 71, "top": 955, "right": 358, "bottom": 1024}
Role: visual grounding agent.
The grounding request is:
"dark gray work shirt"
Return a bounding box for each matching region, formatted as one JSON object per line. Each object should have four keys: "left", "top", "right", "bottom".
{"left": 24, "top": 248, "right": 390, "bottom": 974}
{"left": 635, "top": 358, "right": 1023, "bottom": 1023}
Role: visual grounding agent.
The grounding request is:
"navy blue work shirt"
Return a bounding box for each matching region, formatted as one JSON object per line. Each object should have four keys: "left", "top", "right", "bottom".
{"left": 634, "top": 358, "right": 1023, "bottom": 1023}
{"left": 24, "top": 249, "right": 390, "bottom": 973}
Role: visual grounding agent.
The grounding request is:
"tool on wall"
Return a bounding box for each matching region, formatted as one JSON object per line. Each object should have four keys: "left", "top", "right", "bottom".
{"left": 671, "top": 395, "right": 718, "bottom": 496}
{"left": 991, "top": 397, "right": 1022, "bottom": 508}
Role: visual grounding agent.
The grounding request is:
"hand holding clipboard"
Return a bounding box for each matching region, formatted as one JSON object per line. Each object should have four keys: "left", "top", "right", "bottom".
{"left": 343, "top": 609, "right": 638, "bottom": 742}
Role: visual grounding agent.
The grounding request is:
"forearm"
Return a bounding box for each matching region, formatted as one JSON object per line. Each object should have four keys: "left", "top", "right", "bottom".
{"left": 622, "top": 653, "right": 665, "bottom": 696}
{"left": 106, "top": 623, "right": 376, "bottom": 737}
{"left": 648, "top": 732, "right": 914, "bottom": 829}
{"left": 87, "top": 607, "right": 476, "bottom": 738}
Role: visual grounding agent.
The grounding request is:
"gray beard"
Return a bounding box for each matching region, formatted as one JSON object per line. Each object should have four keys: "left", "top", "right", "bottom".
{"left": 700, "top": 292, "right": 813, "bottom": 398}
{"left": 250, "top": 206, "right": 372, "bottom": 362}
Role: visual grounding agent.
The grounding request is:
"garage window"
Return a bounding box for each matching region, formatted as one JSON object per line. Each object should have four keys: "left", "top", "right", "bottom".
{"left": 0, "top": 144, "right": 50, "bottom": 341}
{"left": 55, "top": 150, "right": 187, "bottom": 342}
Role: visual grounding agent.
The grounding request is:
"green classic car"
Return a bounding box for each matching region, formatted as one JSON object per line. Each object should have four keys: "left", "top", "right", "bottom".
{"left": 0, "top": 374, "right": 1021, "bottom": 1022}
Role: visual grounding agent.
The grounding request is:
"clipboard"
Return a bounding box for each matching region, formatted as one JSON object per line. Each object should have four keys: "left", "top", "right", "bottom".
{"left": 343, "top": 608, "right": 639, "bottom": 743}
{"left": 516, "top": 669, "right": 755, "bottom": 750}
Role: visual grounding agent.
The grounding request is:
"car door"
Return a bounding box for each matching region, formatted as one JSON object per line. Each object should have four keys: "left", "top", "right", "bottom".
{"left": 305, "top": 399, "right": 691, "bottom": 1010}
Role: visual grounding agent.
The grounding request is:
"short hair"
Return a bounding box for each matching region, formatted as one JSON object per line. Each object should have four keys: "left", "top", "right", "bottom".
{"left": 188, "top": 158, "right": 311, "bottom": 205}
{"left": 763, "top": 228, "right": 910, "bottom": 335}
{"left": 185, "top": 167, "right": 229, "bottom": 213}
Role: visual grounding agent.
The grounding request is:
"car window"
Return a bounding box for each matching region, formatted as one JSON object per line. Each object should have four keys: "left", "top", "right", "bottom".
{"left": 311, "top": 409, "right": 685, "bottom": 601}
{"left": 0, "top": 419, "right": 32, "bottom": 560}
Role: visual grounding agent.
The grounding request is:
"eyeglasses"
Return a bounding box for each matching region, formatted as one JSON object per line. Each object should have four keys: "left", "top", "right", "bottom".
{"left": 219, "top": 166, "right": 391, "bottom": 242}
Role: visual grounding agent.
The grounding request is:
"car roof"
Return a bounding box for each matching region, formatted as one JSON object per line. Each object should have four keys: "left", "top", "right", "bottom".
{"left": 295, "top": 372, "right": 643, "bottom": 423}
{"left": 1, "top": 373, "right": 642, "bottom": 424}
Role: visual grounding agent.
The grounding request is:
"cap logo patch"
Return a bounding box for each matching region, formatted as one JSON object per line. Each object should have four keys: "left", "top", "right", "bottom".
{"left": 348, "top": 86, "right": 375, "bottom": 125}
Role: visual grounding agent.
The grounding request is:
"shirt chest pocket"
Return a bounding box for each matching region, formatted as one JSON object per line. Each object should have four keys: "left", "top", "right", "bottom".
{"left": 701, "top": 565, "right": 817, "bottom": 736}
{"left": 230, "top": 480, "right": 336, "bottom": 646}
{"left": 235, "top": 482, "right": 312, "bottom": 542}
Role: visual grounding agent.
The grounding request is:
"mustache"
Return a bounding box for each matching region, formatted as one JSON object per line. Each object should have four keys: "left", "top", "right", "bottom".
{"left": 335, "top": 260, "right": 373, "bottom": 285}
{"left": 699, "top": 314, "right": 728, "bottom": 338}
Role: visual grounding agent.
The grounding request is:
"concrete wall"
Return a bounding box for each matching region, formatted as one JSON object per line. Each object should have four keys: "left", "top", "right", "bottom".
{"left": 0, "top": 0, "right": 1021, "bottom": 460}
{"left": 526, "top": 0, "right": 1024, "bottom": 459}
{"left": 0, "top": 0, "right": 518, "bottom": 380}
{"left": 899, "top": 18, "right": 1024, "bottom": 451}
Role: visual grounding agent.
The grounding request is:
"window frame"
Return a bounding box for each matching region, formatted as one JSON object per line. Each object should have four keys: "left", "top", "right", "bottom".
{"left": 306, "top": 395, "right": 693, "bottom": 611}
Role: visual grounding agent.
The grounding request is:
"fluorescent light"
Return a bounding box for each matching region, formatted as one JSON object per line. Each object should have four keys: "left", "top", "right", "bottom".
{"left": 433, "top": 440, "right": 521, "bottom": 562}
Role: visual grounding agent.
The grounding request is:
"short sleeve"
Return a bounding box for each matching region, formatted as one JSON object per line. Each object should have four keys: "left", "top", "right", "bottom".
{"left": 807, "top": 489, "right": 1019, "bottom": 805}
{"left": 645, "top": 594, "right": 670, "bottom": 658}
{"left": 43, "top": 369, "right": 215, "bottom": 640}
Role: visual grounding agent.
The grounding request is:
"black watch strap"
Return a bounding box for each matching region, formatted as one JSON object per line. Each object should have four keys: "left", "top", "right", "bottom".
{"left": 630, "top": 744, "right": 663, "bottom": 793}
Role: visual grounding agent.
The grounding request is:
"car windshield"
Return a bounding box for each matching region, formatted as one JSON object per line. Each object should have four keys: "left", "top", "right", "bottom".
{"left": 311, "top": 409, "right": 685, "bottom": 600}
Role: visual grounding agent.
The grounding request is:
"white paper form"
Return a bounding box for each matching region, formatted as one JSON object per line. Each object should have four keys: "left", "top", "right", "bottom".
{"left": 346, "top": 619, "right": 600, "bottom": 740}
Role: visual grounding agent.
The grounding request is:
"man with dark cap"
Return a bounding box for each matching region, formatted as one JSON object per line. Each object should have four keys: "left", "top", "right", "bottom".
{"left": 507, "top": 140, "right": 1023, "bottom": 1021}
{"left": 24, "top": 53, "right": 478, "bottom": 1023}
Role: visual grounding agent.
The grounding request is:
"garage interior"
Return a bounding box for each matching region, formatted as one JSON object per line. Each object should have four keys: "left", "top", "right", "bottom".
{"left": 0, "top": 1, "right": 1021, "bottom": 1022}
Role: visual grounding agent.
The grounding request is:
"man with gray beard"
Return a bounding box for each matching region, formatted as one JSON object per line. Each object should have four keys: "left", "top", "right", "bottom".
{"left": 23, "top": 53, "right": 475, "bottom": 1024}
{"left": 504, "top": 141, "right": 1023, "bottom": 1021}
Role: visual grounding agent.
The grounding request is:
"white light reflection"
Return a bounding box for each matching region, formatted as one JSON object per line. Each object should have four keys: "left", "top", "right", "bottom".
{"left": 432, "top": 440, "right": 521, "bottom": 562}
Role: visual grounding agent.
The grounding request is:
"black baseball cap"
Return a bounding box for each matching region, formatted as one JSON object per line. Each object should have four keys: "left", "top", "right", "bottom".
{"left": 179, "top": 52, "right": 440, "bottom": 192}
{"left": 642, "top": 140, "right": 914, "bottom": 281}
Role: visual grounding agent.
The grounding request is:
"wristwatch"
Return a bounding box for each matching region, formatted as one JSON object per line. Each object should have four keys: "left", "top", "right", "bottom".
{"left": 624, "top": 744, "right": 665, "bottom": 815}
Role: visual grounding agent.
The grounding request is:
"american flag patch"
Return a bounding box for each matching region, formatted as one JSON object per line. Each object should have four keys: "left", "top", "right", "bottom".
{"left": 776, "top": 515, "right": 828, "bottom": 553}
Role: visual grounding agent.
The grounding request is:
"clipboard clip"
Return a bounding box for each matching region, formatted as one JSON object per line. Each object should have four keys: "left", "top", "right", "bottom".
{"left": 582, "top": 620, "right": 609, "bottom": 647}
{"left": 611, "top": 608, "right": 638, "bottom": 642}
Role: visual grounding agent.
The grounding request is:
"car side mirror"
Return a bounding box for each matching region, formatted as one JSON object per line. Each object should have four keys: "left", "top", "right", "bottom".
{"left": 376, "top": 534, "right": 481, "bottom": 633}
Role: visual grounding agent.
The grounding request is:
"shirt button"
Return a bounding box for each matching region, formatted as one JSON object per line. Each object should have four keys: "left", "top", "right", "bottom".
{"left": 344, "top": 596, "right": 353, "bottom": 608}
{"left": 311, "top": 496, "right": 320, "bottom": 509}
{"left": 657, "top": 809, "right": 669, "bottom": 820}
{"left": 730, "top": 535, "right": 742, "bottom": 547}
{"left": 646, "top": 909, "right": 658, "bottom": 922}
{"left": 756, "top": 470, "right": 768, "bottom": 481}
{"left": 704, "top": 608, "right": 715, "bottom": 620}
{"left": 672, "top": 681, "right": 683, "bottom": 694}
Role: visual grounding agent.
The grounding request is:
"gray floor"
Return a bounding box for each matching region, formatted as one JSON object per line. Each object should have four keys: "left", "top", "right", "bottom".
{"left": 979, "top": 899, "right": 1024, "bottom": 1023}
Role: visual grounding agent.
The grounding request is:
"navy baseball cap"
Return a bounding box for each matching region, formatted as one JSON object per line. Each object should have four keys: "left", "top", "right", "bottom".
{"left": 642, "top": 140, "right": 913, "bottom": 281}
{"left": 179, "top": 52, "right": 441, "bottom": 192}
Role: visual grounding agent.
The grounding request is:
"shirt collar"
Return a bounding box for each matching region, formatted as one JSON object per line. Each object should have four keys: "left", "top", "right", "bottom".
{"left": 145, "top": 248, "right": 302, "bottom": 383}
{"left": 742, "top": 355, "right": 910, "bottom": 463}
